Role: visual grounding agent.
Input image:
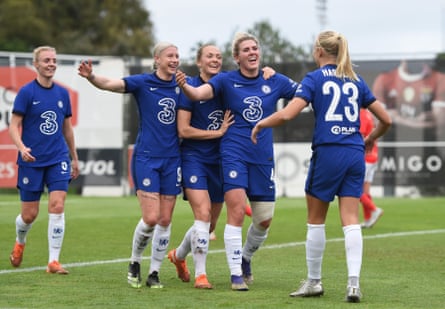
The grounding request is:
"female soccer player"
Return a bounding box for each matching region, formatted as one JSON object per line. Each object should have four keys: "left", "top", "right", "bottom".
{"left": 168, "top": 44, "right": 271, "bottom": 289}
{"left": 167, "top": 44, "right": 233, "bottom": 289}
{"left": 9, "top": 46, "right": 79, "bottom": 274}
{"left": 78, "top": 42, "right": 181, "bottom": 289}
{"left": 176, "top": 32, "right": 298, "bottom": 291}
{"left": 251, "top": 30, "right": 392, "bottom": 302}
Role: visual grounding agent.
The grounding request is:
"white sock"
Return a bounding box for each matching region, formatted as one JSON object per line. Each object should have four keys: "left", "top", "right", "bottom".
{"left": 48, "top": 213, "right": 65, "bottom": 262}
{"left": 16, "top": 214, "right": 32, "bottom": 244}
{"left": 191, "top": 220, "right": 210, "bottom": 277}
{"left": 306, "top": 224, "right": 326, "bottom": 280}
{"left": 224, "top": 224, "right": 243, "bottom": 276}
{"left": 343, "top": 224, "right": 362, "bottom": 281}
{"left": 131, "top": 218, "right": 154, "bottom": 263}
{"left": 242, "top": 224, "right": 268, "bottom": 261}
{"left": 149, "top": 224, "right": 171, "bottom": 274}
{"left": 176, "top": 227, "right": 192, "bottom": 260}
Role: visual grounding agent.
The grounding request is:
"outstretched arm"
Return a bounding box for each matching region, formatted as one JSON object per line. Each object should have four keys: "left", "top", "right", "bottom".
{"left": 251, "top": 97, "right": 307, "bottom": 144}
{"left": 176, "top": 70, "right": 214, "bottom": 101}
{"left": 78, "top": 60, "right": 125, "bottom": 93}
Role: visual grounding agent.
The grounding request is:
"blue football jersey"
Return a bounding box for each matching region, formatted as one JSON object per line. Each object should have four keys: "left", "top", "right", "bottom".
{"left": 208, "top": 70, "right": 297, "bottom": 164}
{"left": 295, "top": 64, "right": 376, "bottom": 149}
{"left": 12, "top": 80, "right": 71, "bottom": 166}
{"left": 124, "top": 73, "right": 180, "bottom": 157}
{"left": 178, "top": 75, "right": 222, "bottom": 162}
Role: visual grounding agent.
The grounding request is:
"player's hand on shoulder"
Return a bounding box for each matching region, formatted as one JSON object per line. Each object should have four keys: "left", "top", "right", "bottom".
{"left": 262, "top": 66, "right": 276, "bottom": 80}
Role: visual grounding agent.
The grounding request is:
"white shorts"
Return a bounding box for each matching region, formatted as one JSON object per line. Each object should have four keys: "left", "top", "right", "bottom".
{"left": 364, "top": 162, "right": 377, "bottom": 183}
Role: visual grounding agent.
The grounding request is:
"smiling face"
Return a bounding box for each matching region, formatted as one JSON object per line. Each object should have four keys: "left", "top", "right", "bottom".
{"left": 234, "top": 39, "right": 260, "bottom": 76}
{"left": 155, "top": 46, "right": 180, "bottom": 80}
{"left": 33, "top": 49, "right": 57, "bottom": 79}
{"left": 197, "top": 45, "right": 222, "bottom": 81}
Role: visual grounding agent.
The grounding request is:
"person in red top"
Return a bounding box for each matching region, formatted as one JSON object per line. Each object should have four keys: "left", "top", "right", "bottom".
{"left": 359, "top": 108, "right": 384, "bottom": 228}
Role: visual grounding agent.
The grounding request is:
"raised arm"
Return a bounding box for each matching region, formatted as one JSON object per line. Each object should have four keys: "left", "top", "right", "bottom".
{"left": 176, "top": 70, "right": 214, "bottom": 101}
{"left": 78, "top": 60, "right": 125, "bottom": 93}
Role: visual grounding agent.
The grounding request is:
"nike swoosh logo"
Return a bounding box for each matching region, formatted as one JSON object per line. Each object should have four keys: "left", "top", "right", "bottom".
{"left": 32, "top": 101, "right": 40, "bottom": 105}
{"left": 150, "top": 87, "right": 158, "bottom": 91}
{"left": 233, "top": 84, "right": 243, "bottom": 88}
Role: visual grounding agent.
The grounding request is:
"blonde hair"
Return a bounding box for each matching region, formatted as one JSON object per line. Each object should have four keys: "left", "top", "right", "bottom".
{"left": 231, "top": 32, "right": 260, "bottom": 58}
{"left": 316, "top": 30, "right": 358, "bottom": 81}
{"left": 153, "top": 41, "right": 177, "bottom": 57}
{"left": 33, "top": 46, "right": 56, "bottom": 62}
{"left": 152, "top": 41, "right": 177, "bottom": 69}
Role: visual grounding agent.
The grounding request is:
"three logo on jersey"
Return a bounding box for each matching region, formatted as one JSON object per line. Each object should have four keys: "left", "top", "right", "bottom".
{"left": 232, "top": 81, "right": 271, "bottom": 122}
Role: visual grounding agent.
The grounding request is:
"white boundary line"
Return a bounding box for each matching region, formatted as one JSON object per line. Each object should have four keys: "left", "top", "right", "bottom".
{"left": 1, "top": 229, "right": 444, "bottom": 275}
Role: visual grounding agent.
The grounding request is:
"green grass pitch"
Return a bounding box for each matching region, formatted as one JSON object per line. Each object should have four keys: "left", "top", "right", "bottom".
{"left": 1, "top": 193, "right": 444, "bottom": 308}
